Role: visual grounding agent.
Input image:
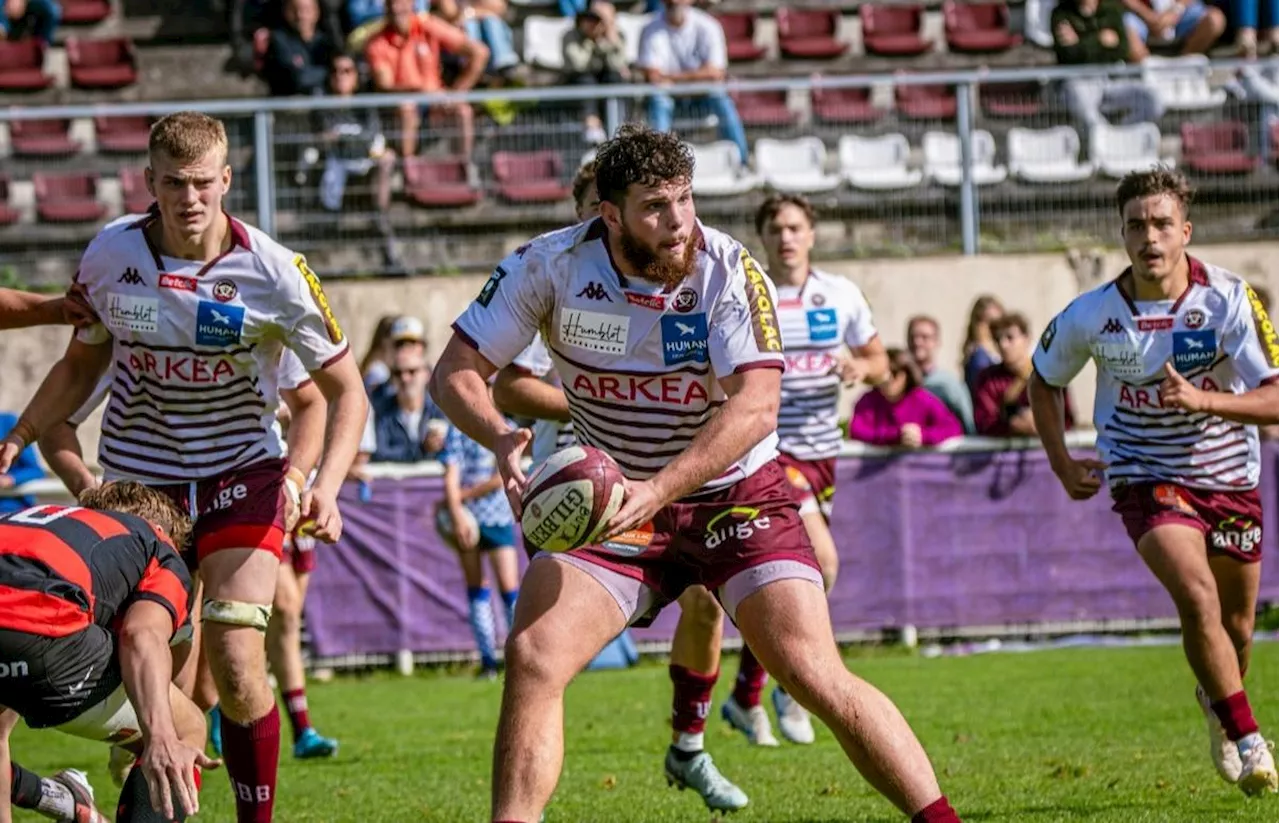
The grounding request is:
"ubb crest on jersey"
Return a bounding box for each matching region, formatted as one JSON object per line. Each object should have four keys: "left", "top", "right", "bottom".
{"left": 520, "top": 446, "right": 627, "bottom": 553}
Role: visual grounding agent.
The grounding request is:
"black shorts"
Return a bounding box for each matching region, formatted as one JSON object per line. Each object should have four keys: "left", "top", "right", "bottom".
{"left": 0, "top": 626, "right": 121, "bottom": 728}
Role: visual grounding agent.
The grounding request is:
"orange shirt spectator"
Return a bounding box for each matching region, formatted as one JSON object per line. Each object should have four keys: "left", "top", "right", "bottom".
{"left": 365, "top": 11, "right": 468, "bottom": 92}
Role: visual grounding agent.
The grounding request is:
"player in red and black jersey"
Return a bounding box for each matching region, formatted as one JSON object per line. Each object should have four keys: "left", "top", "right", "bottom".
{"left": 0, "top": 481, "right": 220, "bottom": 823}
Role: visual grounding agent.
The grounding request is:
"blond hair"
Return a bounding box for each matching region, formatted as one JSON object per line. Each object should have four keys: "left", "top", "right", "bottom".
{"left": 149, "top": 112, "right": 228, "bottom": 165}
{"left": 80, "top": 481, "right": 193, "bottom": 551}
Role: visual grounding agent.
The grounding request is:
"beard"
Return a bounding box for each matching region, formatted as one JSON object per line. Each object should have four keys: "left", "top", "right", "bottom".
{"left": 618, "top": 222, "right": 698, "bottom": 288}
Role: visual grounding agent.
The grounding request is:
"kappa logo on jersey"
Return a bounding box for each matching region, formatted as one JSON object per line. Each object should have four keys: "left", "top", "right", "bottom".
{"left": 212, "top": 279, "right": 238, "bottom": 303}
{"left": 294, "top": 256, "right": 343, "bottom": 344}
{"left": 1245, "top": 285, "right": 1279, "bottom": 368}
{"left": 672, "top": 289, "right": 699, "bottom": 313}
{"left": 105, "top": 293, "right": 159, "bottom": 333}
{"left": 703, "top": 506, "right": 771, "bottom": 550}
{"left": 560, "top": 308, "right": 629, "bottom": 355}
{"left": 1100, "top": 318, "right": 1125, "bottom": 335}
{"left": 117, "top": 267, "right": 144, "bottom": 286}
{"left": 806, "top": 308, "right": 839, "bottom": 343}
{"left": 740, "top": 250, "right": 782, "bottom": 353}
{"left": 1210, "top": 515, "right": 1262, "bottom": 554}
{"left": 576, "top": 281, "right": 612, "bottom": 302}
{"left": 660, "top": 313, "right": 708, "bottom": 365}
{"left": 1137, "top": 316, "right": 1175, "bottom": 332}
{"left": 1182, "top": 309, "right": 1206, "bottom": 330}
{"left": 625, "top": 292, "right": 665, "bottom": 310}
{"left": 477, "top": 265, "right": 507, "bottom": 308}
{"left": 195, "top": 300, "right": 245, "bottom": 347}
{"left": 158, "top": 274, "right": 197, "bottom": 292}
{"left": 1171, "top": 330, "right": 1217, "bottom": 373}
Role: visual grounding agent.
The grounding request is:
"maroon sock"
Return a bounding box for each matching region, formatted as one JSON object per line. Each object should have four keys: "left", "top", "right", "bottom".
{"left": 282, "top": 688, "right": 311, "bottom": 742}
{"left": 669, "top": 664, "right": 718, "bottom": 736}
{"left": 221, "top": 705, "right": 281, "bottom": 823}
{"left": 731, "top": 646, "right": 768, "bottom": 709}
{"left": 912, "top": 795, "right": 961, "bottom": 823}
{"left": 1211, "top": 690, "right": 1260, "bottom": 741}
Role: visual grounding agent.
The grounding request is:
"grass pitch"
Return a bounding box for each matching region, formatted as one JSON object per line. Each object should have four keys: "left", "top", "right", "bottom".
{"left": 10, "top": 642, "right": 1278, "bottom": 822}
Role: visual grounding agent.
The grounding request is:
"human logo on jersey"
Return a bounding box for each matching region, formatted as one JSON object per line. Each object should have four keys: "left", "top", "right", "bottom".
{"left": 806, "top": 308, "right": 839, "bottom": 343}
{"left": 195, "top": 300, "right": 245, "bottom": 347}
{"left": 1245, "top": 285, "right": 1279, "bottom": 368}
{"left": 660, "top": 313, "right": 708, "bottom": 365}
{"left": 1171, "top": 330, "right": 1217, "bottom": 373}
{"left": 294, "top": 255, "right": 344, "bottom": 344}
{"left": 739, "top": 250, "right": 782, "bottom": 353}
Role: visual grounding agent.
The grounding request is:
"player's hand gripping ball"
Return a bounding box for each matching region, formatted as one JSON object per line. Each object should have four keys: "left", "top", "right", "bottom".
{"left": 521, "top": 446, "right": 626, "bottom": 552}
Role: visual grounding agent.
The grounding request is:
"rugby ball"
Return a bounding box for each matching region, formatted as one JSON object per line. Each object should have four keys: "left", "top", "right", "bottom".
{"left": 435, "top": 505, "right": 479, "bottom": 549}
{"left": 521, "top": 446, "right": 626, "bottom": 553}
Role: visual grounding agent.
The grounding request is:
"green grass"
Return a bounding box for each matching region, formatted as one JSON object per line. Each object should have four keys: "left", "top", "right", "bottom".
{"left": 10, "top": 643, "right": 1279, "bottom": 822}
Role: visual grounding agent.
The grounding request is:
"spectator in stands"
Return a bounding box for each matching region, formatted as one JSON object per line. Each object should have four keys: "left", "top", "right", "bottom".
{"left": 361, "top": 314, "right": 402, "bottom": 392}
{"left": 638, "top": 0, "right": 749, "bottom": 163}
{"left": 907, "top": 315, "right": 976, "bottom": 434}
{"left": 371, "top": 315, "right": 430, "bottom": 402}
{"left": 1228, "top": 0, "right": 1278, "bottom": 56}
{"left": 229, "top": 0, "right": 343, "bottom": 75}
{"left": 563, "top": 3, "right": 629, "bottom": 144}
{"left": 0, "top": 411, "right": 44, "bottom": 515}
{"left": 1120, "top": 0, "right": 1225, "bottom": 55}
{"left": 366, "top": 0, "right": 489, "bottom": 158}
{"left": 433, "top": 0, "right": 524, "bottom": 84}
{"left": 848, "top": 349, "right": 964, "bottom": 448}
{"left": 973, "top": 313, "right": 1075, "bottom": 436}
{"left": 962, "top": 294, "right": 1005, "bottom": 393}
{"left": 265, "top": 0, "right": 336, "bottom": 96}
{"left": 347, "top": 0, "right": 427, "bottom": 51}
{"left": 1053, "top": 0, "right": 1166, "bottom": 130}
{"left": 365, "top": 344, "right": 449, "bottom": 461}
{"left": 0, "top": 0, "right": 60, "bottom": 44}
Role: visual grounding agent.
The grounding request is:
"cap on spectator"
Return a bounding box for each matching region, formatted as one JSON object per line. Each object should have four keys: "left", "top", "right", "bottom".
{"left": 390, "top": 316, "right": 426, "bottom": 344}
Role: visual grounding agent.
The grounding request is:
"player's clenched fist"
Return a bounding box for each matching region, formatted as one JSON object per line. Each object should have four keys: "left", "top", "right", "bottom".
{"left": 301, "top": 486, "right": 343, "bottom": 543}
{"left": 1052, "top": 457, "right": 1107, "bottom": 500}
{"left": 1159, "top": 362, "right": 1206, "bottom": 413}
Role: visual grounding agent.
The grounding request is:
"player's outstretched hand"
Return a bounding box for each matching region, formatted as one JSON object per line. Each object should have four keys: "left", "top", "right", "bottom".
{"left": 830, "top": 356, "right": 866, "bottom": 387}
{"left": 139, "top": 734, "right": 221, "bottom": 820}
{"left": 601, "top": 479, "right": 663, "bottom": 543}
{"left": 301, "top": 485, "right": 343, "bottom": 543}
{"left": 62, "top": 288, "right": 99, "bottom": 327}
{"left": 0, "top": 436, "right": 21, "bottom": 474}
{"left": 1160, "top": 362, "right": 1205, "bottom": 412}
{"left": 494, "top": 428, "right": 533, "bottom": 517}
{"left": 1054, "top": 457, "right": 1107, "bottom": 500}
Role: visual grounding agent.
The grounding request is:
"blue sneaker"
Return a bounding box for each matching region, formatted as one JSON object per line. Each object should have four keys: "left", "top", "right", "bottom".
{"left": 208, "top": 706, "right": 223, "bottom": 757}
{"left": 293, "top": 727, "right": 339, "bottom": 759}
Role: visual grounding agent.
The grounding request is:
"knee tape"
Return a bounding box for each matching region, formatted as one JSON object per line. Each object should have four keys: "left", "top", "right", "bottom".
{"left": 202, "top": 599, "right": 272, "bottom": 632}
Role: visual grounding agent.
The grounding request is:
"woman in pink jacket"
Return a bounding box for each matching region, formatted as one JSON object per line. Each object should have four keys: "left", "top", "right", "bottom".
{"left": 849, "top": 348, "right": 965, "bottom": 448}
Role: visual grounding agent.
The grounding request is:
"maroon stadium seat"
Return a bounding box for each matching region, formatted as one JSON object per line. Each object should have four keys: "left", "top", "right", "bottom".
{"left": 895, "top": 84, "right": 958, "bottom": 119}
{"left": 0, "top": 39, "right": 53, "bottom": 91}
{"left": 944, "top": 1, "right": 1021, "bottom": 53}
{"left": 860, "top": 5, "right": 932, "bottom": 57}
{"left": 0, "top": 177, "right": 20, "bottom": 227}
{"left": 980, "top": 81, "right": 1044, "bottom": 117}
{"left": 119, "top": 166, "right": 154, "bottom": 214}
{"left": 812, "top": 86, "right": 882, "bottom": 124}
{"left": 715, "top": 12, "right": 767, "bottom": 62}
{"left": 33, "top": 172, "right": 106, "bottom": 223}
{"left": 67, "top": 37, "right": 138, "bottom": 90}
{"left": 776, "top": 8, "right": 849, "bottom": 59}
{"left": 402, "top": 157, "right": 482, "bottom": 207}
{"left": 492, "top": 151, "right": 571, "bottom": 204}
{"left": 1271, "top": 120, "right": 1278, "bottom": 163}
{"left": 731, "top": 90, "right": 799, "bottom": 127}
{"left": 95, "top": 116, "right": 152, "bottom": 153}
{"left": 60, "top": 0, "right": 112, "bottom": 24}
{"left": 1180, "top": 121, "right": 1254, "bottom": 174}
{"left": 9, "top": 119, "right": 81, "bottom": 157}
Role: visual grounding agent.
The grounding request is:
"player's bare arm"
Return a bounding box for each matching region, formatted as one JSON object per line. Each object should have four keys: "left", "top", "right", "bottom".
{"left": 0, "top": 706, "right": 15, "bottom": 823}
{"left": 281, "top": 378, "right": 327, "bottom": 532}
{"left": 0, "top": 288, "right": 72, "bottom": 329}
{"left": 0, "top": 337, "right": 111, "bottom": 473}
{"left": 1160, "top": 364, "right": 1279, "bottom": 424}
{"left": 838, "top": 336, "right": 890, "bottom": 386}
{"left": 493, "top": 366, "right": 572, "bottom": 422}
{"left": 303, "top": 352, "right": 369, "bottom": 542}
{"left": 37, "top": 422, "right": 99, "bottom": 498}
{"left": 1029, "top": 371, "right": 1104, "bottom": 500}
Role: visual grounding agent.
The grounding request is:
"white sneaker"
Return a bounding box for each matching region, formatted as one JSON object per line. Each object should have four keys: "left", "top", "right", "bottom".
{"left": 720, "top": 696, "right": 779, "bottom": 747}
{"left": 1237, "top": 736, "right": 1279, "bottom": 796}
{"left": 1196, "top": 686, "right": 1243, "bottom": 783}
{"left": 771, "top": 687, "right": 816, "bottom": 745}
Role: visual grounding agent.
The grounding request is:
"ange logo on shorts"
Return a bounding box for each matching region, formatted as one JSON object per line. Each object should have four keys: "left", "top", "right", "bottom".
{"left": 703, "top": 506, "right": 771, "bottom": 550}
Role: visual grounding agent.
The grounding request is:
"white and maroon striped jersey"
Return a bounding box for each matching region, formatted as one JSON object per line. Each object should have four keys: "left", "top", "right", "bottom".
{"left": 72, "top": 212, "right": 349, "bottom": 483}
{"left": 453, "top": 219, "right": 785, "bottom": 491}
{"left": 775, "top": 269, "right": 877, "bottom": 461}
{"left": 278, "top": 348, "right": 312, "bottom": 392}
{"left": 510, "top": 335, "right": 577, "bottom": 467}
{"left": 1033, "top": 257, "right": 1279, "bottom": 491}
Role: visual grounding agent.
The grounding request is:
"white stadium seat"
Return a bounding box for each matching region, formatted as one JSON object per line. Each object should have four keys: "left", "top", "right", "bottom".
{"left": 689, "top": 141, "right": 762, "bottom": 196}
{"left": 1007, "top": 126, "right": 1094, "bottom": 183}
{"left": 755, "top": 137, "right": 842, "bottom": 193}
{"left": 922, "top": 130, "right": 1007, "bottom": 186}
{"left": 1142, "top": 55, "right": 1228, "bottom": 111}
{"left": 1089, "top": 121, "right": 1172, "bottom": 178}
{"left": 522, "top": 16, "right": 574, "bottom": 70}
{"left": 837, "top": 134, "right": 923, "bottom": 190}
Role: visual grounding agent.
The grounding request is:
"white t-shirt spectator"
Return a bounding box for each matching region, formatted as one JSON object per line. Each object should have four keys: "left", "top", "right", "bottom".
{"left": 637, "top": 7, "right": 727, "bottom": 76}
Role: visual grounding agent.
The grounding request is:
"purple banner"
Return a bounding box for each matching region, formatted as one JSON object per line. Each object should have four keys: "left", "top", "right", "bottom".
{"left": 306, "top": 443, "right": 1279, "bottom": 657}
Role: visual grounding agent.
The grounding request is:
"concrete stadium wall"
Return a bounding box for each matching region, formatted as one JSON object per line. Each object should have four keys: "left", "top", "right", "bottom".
{"left": 4, "top": 242, "right": 1275, "bottom": 468}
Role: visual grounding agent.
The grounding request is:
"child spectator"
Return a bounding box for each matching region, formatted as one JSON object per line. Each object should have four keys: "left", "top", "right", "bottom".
{"left": 849, "top": 349, "right": 965, "bottom": 448}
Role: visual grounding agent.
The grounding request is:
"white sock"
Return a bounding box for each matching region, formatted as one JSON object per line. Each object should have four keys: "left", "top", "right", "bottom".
{"left": 674, "top": 732, "right": 704, "bottom": 753}
{"left": 36, "top": 779, "right": 75, "bottom": 818}
{"left": 1237, "top": 732, "right": 1265, "bottom": 755}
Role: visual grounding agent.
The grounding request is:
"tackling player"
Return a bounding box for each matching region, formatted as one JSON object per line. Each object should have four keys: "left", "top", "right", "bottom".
{"left": 1029, "top": 168, "right": 1278, "bottom": 795}
{"left": 433, "top": 124, "right": 962, "bottom": 823}
{"left": 0, "top": 112, "right": 368, "bottom": 822}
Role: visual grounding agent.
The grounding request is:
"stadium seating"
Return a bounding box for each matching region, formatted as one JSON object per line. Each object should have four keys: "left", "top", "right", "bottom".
{"left": 0, "top": 39, "right": 53, "bottom": 91}
{"left": 33, "top": 173, "right": 106, "bottom": 223}
{"left": 492, "top": 151, "right": 572, "bottom": 203}
{"left": 0, "top": 178, "right": 18, "bottom": 226}
{"left": 67, "top": 37, "right": 138, "bottom": 90}
{"left": 776, "top": 8, "right": 849, "bottom": 59}
{"left": 944, "top": 1, "right": 1021, "bottom": 54}
{"left": 1271, "top": 120, "right": 1279, "bottom": 163}
{"left": 812, "top": 86, "right": 883, "bottom": 124}
{"left": 1179, "top": 121, "right": 1255, "bottom": 174}
{"left": 9, "top": 119, "right": 81, "bottom": 158}
{"left": 1007, "top": 126, "right": 1094, "bottom": 183}
{"left": 689, "top": 141, "right": 762, "bottom": 196}
{"left": 522, "top": 15, "right": 573, "bottom": 70}
{"left": 980, "top": 81, "right": 1045, "bottom": 117}
{"left": 403, "top": 157, "right": 483, "bottom": 208}
{"left": 923, "top": 130, "right": 1007, "bottom": 185}
{"left": 896, "top": 83, "right": 957, "bottom": 119}
{"left": 860, "top": 5, "right": 931, "bottom": 57}
{"left": 756, "top": 136, "right": 841, "bottom": 193}
{"left": 731, "top": 89, "right": 799, "bottom": 126}
{"left": 1089, "top": 122, "right": 1167, "bottom": 177}
{"left": 61, "top": 0, "right": 112, "bottom": 25}
{"left": 716, "top": 11, "right": 767, "bottom": 62}
{"left": 1141, "top": 55, "right": 1227, "bottom": 111}
{"left": 837, "top": 134, "right": 923, "bottom": 190}
{"left": 95, "top": 116, "right": 152, "bottom": 154}
{"left": 119, "top": 166, "right": 154, "bottom": 214}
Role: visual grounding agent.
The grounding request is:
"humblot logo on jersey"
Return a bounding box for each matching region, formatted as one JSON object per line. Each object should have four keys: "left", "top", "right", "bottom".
{"left": 1246, "top": 285, "right": 1279, "bottom": 368}
{"left": 195, "top": 300, "right": 245, "bottom": 347}
{"left": 806, "top": 308, "right": 839, "bottom": 343}
{"left": 1137, "top": 316, "right": 1175, "bottom": 332}
{"left": 703, "top": 506, "right": 771, "bottom": 550}
{"left": 105, "top": 293, "right": 159, "bottom": 333}
{"left": 625, "top": 291, "right": 665, "bottom": 310}
{"left": 128, "top": 351, "right": 235, "bottom": 384}
{"left": 294, "top": 256, "right": 343, "bottom": 344}
{"left": 1091, "top": 342, "right": 1144, "bottom": 379}
{"left": 1171, "top": 330, "right": 1217, "bottom": 373}
{"left": 570, "top": 372, "right": 709, "bottom": 406}
{"left": 740, "top": 251, "right": 782, "bottom": 353}
{"left": 158, "top": 274, "right": 197, "bottom": 292}
{"left": 560, "top": 309, "right": 629, "bottom": 355}
{"left": 1211, "top": 516, "right": 1262, "bottom": 554}
{"left": 660, "top": 313, "right": 708, "bottom": 365}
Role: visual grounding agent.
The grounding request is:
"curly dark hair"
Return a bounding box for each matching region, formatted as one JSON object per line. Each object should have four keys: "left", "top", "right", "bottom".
{"left": 594, "top": 123, "right": 694, "bottom": 209}
{"left": 1116, "top": 166, "right": 1194, "bottom": 218}
{"left": 572, "top": 159, "right": 598, "bottom": 213}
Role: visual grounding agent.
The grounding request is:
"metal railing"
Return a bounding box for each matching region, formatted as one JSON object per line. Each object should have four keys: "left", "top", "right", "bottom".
{"left": 0, "top": 58, "right": 1274, "bottom": 281}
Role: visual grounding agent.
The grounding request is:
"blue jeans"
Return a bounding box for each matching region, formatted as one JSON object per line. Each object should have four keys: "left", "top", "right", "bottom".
{"left": 648, "top": 91, "right": 749, "bottom": 163}
{"left": 558, "top": 0, "right": 587, "bottom": 16}
{"left": 1229, "top": 0, "right": 1279, "bottom": 28}
{"left": 464, "top": 16, "right": 518, "bottom": 72}
{"left": 1124, "top": 0, "right": 1209, "bottom": 41}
